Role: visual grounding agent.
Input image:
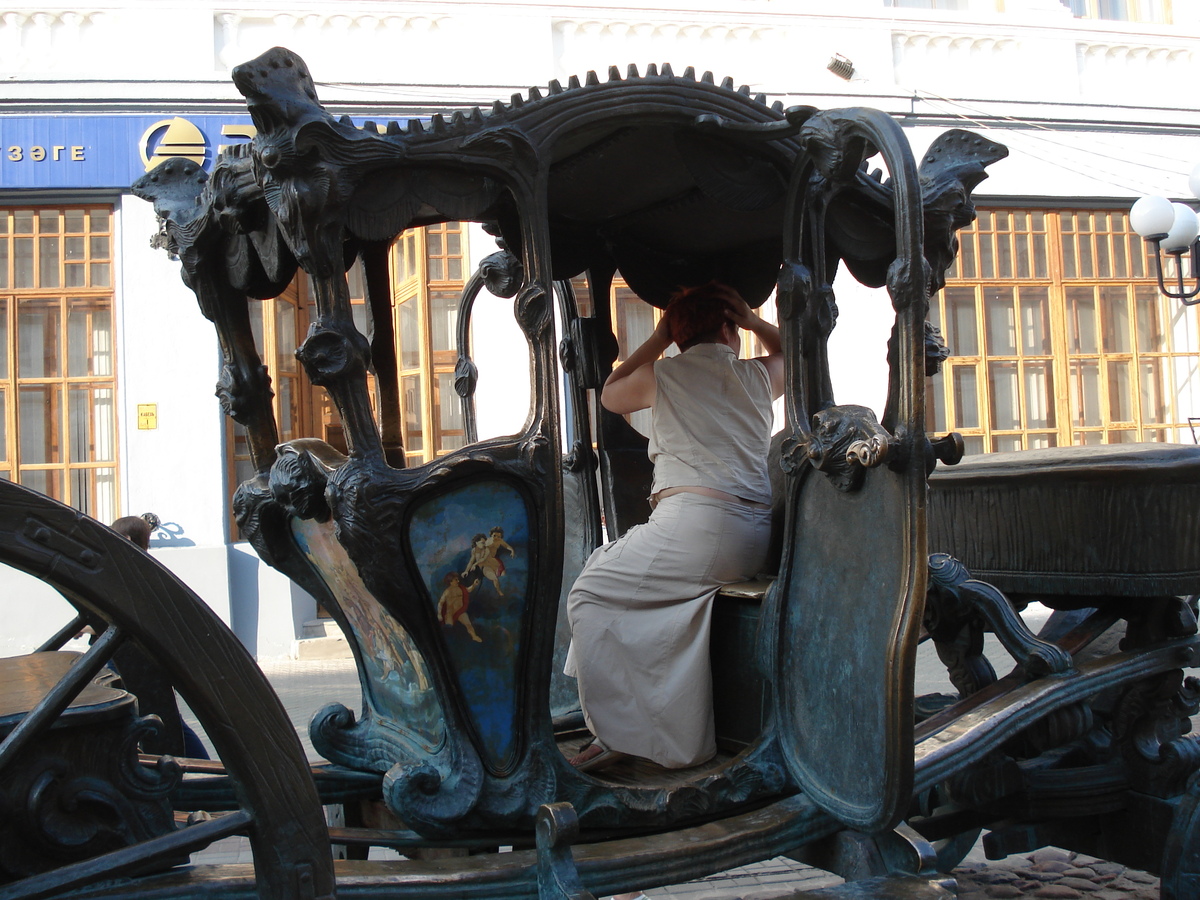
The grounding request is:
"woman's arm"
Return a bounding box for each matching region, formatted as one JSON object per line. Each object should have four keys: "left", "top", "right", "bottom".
{"left": 600, "top": 315, "right": 673, "bottom": 414}
{"left": 725, "top": 293, "right": 784, "bottom": 399}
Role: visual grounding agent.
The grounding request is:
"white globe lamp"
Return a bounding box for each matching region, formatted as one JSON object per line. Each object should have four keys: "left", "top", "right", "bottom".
{"left": 1130, "top": 195, "right": 1177, "bottom": 238}
{"left": 1162, "top": 203, "right": 1200, "bottom": 252}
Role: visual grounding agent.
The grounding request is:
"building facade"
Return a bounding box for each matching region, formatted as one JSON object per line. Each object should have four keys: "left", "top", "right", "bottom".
{"left": 3, "top": 0, "right": 1198, "bottom": 656}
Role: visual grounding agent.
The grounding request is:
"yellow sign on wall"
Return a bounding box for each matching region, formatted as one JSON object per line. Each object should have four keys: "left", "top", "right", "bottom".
{"left": 137, "top": 404, "right": 158, "bottom": 430}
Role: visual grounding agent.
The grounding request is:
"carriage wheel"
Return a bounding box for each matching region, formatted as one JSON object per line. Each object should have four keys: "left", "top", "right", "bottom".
{"left": 0, "top": 480, "right": 335, "bottom": 900}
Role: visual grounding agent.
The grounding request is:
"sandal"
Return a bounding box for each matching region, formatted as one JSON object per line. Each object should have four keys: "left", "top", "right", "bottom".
{"left": 568, "top": 737, "right": 629, "bottom": 773}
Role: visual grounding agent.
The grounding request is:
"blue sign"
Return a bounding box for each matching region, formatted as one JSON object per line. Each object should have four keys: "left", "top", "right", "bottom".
{"left": 0, "top": 114, "right": 258, "bottom": 190}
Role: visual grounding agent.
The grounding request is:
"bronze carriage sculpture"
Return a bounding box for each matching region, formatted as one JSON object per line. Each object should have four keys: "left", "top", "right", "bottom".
{"left": 3, "top": 44, "right": 1200, "bottom": 899}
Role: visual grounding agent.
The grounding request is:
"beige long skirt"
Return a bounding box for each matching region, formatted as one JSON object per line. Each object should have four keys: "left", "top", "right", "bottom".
{"left": 564, "top": 492, "right": 771, "bottom": 768}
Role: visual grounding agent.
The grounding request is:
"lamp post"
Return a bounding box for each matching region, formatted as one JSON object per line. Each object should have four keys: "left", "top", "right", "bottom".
{"left": 1131, "top": 165, "right": 1200, "bottom": 304}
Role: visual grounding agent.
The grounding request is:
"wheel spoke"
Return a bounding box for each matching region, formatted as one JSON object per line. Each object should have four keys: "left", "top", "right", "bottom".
{"left": 0, "top": 809, "right": 252, "bottom": 900}
{"left": 33, "top": 613, "right": 90, "bottom": 653}
{"left": 0, "top": 624, "right": 124, "bottom": 772}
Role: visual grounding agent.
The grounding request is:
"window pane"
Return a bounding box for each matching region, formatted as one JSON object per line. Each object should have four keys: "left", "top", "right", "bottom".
{"left": 71, "top": 466, "right": 116, "bottom": 522}
{"left": 39, "top": 237, "right": 60, "bottom": 287}
{"left": 19, "top": 385, "right": 62, "bottom": 464}
{"left": 996, "top": 230, "right": 1013, "bottom": 278}
{"left": 952, "top": 365, "right": 979, "bottom": 429}
{"left": 926, "top": 371, "right": 946, "bottom": 433}
{"left": 0, "top": 391, "right": 6, "bottom": 461}
{"left": 0, "top": 239, "right": 8, "bottom": 289}
{"left": 988, "top": 361, "right": 1021, "bottom": 430}
{"left": 992, "top": 434, "right": 1023, "bottom": 453}
{"left": 1099, "top": 286, "right": 1131, "bottom": 353}
{"left": 0, "top": 298, "right": 7, "bottom": 376}
{"left": 944, "top": 287, "right": 978, "bottom": 356}
{"left": 984, "top": 288, "right": 1016, "bottom": 356}
{"left": 276, "top": 300, "right": 298, "bottom": 374}
{"left": 1027, "top": 432, "right": 1058, "bottom": 449}
{"left": 1094, "top": 231, "right": 1111, "bottom": 277}
{"left": 437, "top": 371, "right": 464, "bottom": 452}
{"left": 427, "top": 233, "right": 442, "bottom": 257}
{"left": 89, "top": 235, "right": 109, "bottom": 260}
{"left": 351, "top": 301, "right": 370, "bottom": 339}
{"left": 14, "top": 237, "right": 34, "bottom": 288}
{"left": 430, "top": 291, "right": 458, "bottom": 353}
{"left": 346, "top": 261, "right": 365, "bottom": 300}
{"left": 979, "top": 228, "right": 994, "bottom": 278}
{"left": 1015, "top": 229, "right": 1030, "bottom": 278}
{"left": 958, "top": 232, "right": 976, "bottom": 279}
{"left": 399, "top": 298, "right": 420, "bottom": 369}
{"left": 68, "top": 303, "right": 112, "bottom": 377}
{"left": 19, "top": 304, "right": 62, "bottom": 378}
{"left": 68, "top": 387, "right": 113, "bottom": 462}
{"left": 1107, "top": 359, "right": 1133, "bottom": 421}
{"left": 278, "top": 375, "right": 298, "bottom": 441}
{"left": 89, "top": 262, "right": 110, "bottom": 287}
{"left": 1070, "top": 360, "right": 1101, "bottom": 427}
{"left": 1135, "top": 286, "right": 1167, "bottom": 353}
{"left": 1032, "top": 229, "right": 1048, "bottom": 278}
{"left": 428, "top": 257, "right": 444, "bottom": 281}
{"left": 19, "top": 468, "right": 61, "bottom": 500}
{"left": 1023, "top": 361, "right": 1055, "bottom": 428}
{"left": 448, "top": 257, "right": 463, "bottom": 281}
{"left": 1066, "top": 287, "right": 1097, "bottom": 354}
{"left": 1061, "top": 215, "right": 1077, "bottom": 278}
{"left": 1078, "top": 233, "right": 1094, "bottom": 277}
{"left": 1019, "top": 288, "right": 1050, "bottom": 354}
{"left": 446, "top": 231, "right": 461, "bottom": 255}
{"left": 402, "top": 374, "right": 423, "bottom": 453}
{"left": 64, "top": 210, "right": 85, "bottom": 232}
{"left": 1139, "top": 358, "right": 1166, "bottom": 422}
{"left": 962, "top": 434, "right": 985, "bottom": 456}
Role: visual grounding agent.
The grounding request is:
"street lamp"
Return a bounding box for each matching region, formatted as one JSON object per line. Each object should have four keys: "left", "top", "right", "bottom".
{"left": 1131, "top": 164, "right": 1200, "bottom": 304}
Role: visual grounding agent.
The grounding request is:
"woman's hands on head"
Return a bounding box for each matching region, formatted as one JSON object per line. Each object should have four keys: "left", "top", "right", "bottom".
{"left": 722, "top": 288, "right": 757, "bottom": 331}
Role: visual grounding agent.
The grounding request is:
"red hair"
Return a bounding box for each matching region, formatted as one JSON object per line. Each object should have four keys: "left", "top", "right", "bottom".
{"left": 661, "top": 282, "right": 739, "bottom": 349}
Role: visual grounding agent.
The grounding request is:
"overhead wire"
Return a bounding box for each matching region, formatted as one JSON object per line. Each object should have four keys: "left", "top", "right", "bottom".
{"left": 916, "top": 88, "right": 1194, "bottom": 177}
{"left": 910, "top": 89, "right": 1187, "bottom": 196}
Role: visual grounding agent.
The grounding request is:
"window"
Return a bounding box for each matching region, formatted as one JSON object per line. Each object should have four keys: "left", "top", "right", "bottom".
{"left": 229, "top": 275, "right": 314, "bottom": 494}
{"left": 1059, "top": 0, "right": 1169, "bottom": 22}
{"left": 928, "top": 208, "right": 1200, "bottom": 452}
{"left": 0, "top": 206, "right": 117, "bottom": 521}
{"left": 393, "top": 222, "right": 468, "bottom": 465}
{"left": 885, "top": 0, "right": 968, "bottom": 9}
{"left": 231, "top": 221, "right": 470, "bottom": 501}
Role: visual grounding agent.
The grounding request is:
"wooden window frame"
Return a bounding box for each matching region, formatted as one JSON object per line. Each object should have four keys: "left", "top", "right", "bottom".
{"left": 0, "top": 205, "right": 118, "bottom": 520}
{"left": 929, "top": 207, "right": 1199, "bottom": 452}
{"left": 391, "top": 222, "right": 468, "bottom": 466}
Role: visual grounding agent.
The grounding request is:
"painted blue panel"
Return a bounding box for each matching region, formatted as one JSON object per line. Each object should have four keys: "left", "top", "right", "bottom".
{"left": 409, "top": 481, "right": 530, "bottom": 771}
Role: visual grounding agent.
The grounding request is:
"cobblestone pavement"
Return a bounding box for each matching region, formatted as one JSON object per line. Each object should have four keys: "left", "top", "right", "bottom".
{"left": 183, "top": 630, "right": 1165, "bottom": 897}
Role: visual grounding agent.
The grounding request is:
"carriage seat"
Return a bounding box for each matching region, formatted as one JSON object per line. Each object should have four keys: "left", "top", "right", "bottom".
{"left": 927, "top": 443, "right": 1200, "bottom": 602}
{"left": 0, "top": 651, "right": 180, "bottom": 878}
